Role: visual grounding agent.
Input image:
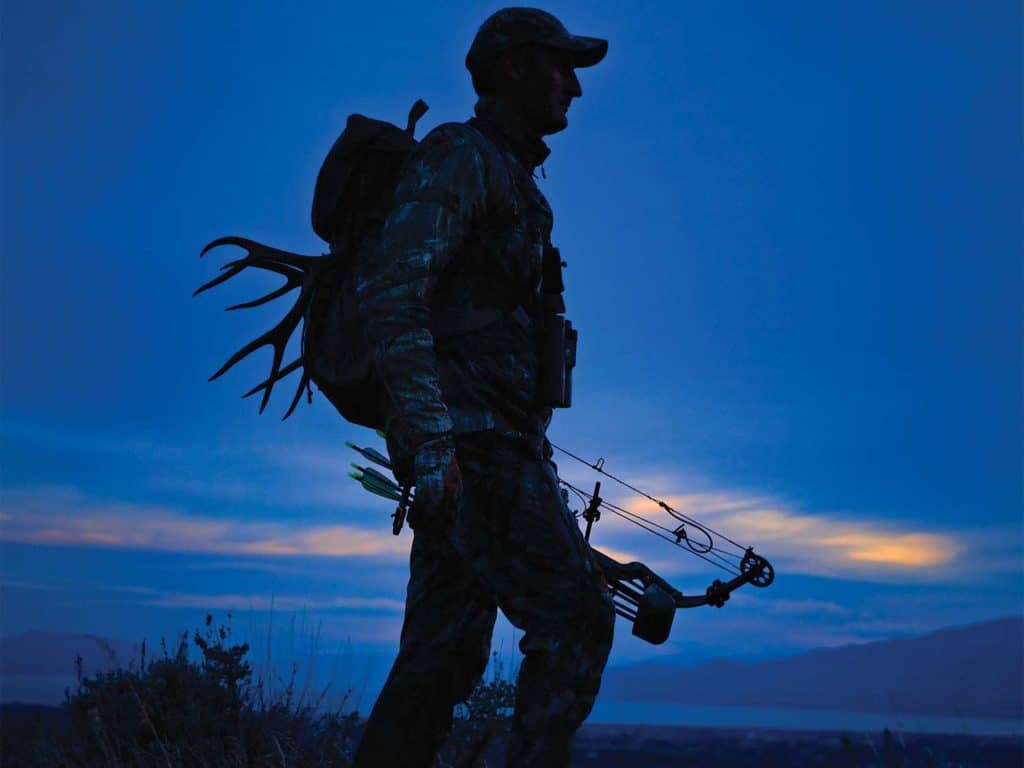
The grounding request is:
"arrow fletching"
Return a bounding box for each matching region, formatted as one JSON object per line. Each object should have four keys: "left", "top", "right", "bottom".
{"left": 358, "top": 464, "right": 398, "bottom": 490}
{"left": 351, "top": 464, "right": 403, "bottom": 494}
{"left": 345, "top": 441, "right": 393, "bottom": 471}
{"left": 349, "top": 470, "right": 404, "bottom": 502}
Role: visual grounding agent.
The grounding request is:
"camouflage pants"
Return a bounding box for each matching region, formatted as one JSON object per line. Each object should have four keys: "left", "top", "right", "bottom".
{"left": 352, "top": 434, "right": 616, "bottom": 768}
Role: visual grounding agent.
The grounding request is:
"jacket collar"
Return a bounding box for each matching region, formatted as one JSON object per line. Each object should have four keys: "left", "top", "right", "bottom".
{"left": 473, "top": 95, "right": 551, "bottom": 172}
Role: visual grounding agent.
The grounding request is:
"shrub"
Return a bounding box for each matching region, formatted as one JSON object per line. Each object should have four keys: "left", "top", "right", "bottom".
{"left": 5, "top": 614, "right": 359, "bottom": 768}
{"left": 437, "top": 652, "right": 518, "bottom": 768}
{"left": 1, "top": 615, "right": 519, "bottom": 768}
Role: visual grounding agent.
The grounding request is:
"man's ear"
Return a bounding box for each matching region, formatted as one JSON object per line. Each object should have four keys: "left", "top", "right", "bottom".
{"left": 498, "top": 44, "right": 538, "bottom": 85}
{"left": 493, "top": 55, "right": 520, "bottom": 86}
{"left": 507, "top": 54, "right": 529, "bottom": 83}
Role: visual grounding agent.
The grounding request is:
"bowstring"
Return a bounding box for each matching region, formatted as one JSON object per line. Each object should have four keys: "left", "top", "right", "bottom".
{"left": 559, "top": 478, "right": 740, "bottom": 578}
{"left": 551, "top": 442, "right": 747, "bottom": 550}
{"left": 552, "top": 442, "right": 754, "bottom": 577}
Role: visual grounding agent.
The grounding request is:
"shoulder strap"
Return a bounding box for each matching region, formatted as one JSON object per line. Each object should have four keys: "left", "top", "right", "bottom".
{"left": 464, "top": 119, "right": 521, "bottom": 219}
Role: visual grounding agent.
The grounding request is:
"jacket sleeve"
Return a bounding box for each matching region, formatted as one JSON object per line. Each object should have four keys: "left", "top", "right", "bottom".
{"left": 356, "top": 126, "right": 487, "bottom": 463}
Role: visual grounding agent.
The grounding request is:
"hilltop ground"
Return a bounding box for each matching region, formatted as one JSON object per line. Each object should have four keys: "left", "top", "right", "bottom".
{"left": 3, "top": 703, "right": 1022, "bottom": 768}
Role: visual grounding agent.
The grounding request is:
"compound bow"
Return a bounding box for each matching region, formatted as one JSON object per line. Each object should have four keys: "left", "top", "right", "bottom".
{"left": 348, "top": 437, "right": 774, "bottom": 645}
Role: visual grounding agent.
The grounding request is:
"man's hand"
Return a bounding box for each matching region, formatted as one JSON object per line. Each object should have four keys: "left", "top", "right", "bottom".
{"left": 408, "top": 438, "right": 462, "bottom": 532}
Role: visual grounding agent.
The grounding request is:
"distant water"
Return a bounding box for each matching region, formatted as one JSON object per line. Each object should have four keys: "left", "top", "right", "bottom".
{"left": 590, "top": 700, "right": 1024, "bottom": 737}
{"left": 6, "top": 675, "right": 1021, "bottom": 738}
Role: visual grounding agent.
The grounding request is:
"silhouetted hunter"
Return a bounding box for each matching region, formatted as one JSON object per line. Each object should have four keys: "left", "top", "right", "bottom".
{"left": 198, "top": 7, "right": 777, "bottom": 762}
{"left": 351, "top": 8, "right": 611, "bottom": 768}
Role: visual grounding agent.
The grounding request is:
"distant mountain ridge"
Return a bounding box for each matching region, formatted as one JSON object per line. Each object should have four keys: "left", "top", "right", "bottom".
{"left": 601, "top": 617, "right": 1024, "bottom": 719}
{"left": 0, "top": 630, "right": 144, "bottom": 705}
{"left": 0, "top": 629, "right": 387, "bottom": 708}
{"left": 0, "top": 630, "right": 141, "bottom": 677}
{"left": 4, "top": 619, "right": 1022, "bottom": 720}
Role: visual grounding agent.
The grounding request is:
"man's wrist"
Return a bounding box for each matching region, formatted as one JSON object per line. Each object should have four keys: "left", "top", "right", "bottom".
{"left": 413, "top": 433, "right": 455, "bottom": 453}
{"left": 390, "top": 431, "right": 455, "bottom": 486}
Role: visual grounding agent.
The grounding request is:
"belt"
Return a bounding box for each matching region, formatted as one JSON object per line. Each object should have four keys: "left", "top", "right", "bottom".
{"left": 449, "top": 406, "right": 548, "bottom": 455}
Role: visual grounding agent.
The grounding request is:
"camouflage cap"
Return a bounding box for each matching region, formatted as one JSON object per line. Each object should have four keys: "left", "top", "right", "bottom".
{"left": 465, "top": 7, "right": 608, "bottom": 76}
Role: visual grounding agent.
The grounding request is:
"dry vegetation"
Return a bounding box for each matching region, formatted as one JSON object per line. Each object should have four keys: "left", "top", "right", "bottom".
{"left": 1, "top": 615, "right": 1020, "bottom": 767}
{"left": 0, "top": 614, "right": 513, "bottom": 768}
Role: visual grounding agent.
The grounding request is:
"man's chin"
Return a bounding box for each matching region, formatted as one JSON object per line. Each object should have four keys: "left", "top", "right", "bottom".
{"left": 541, "top": 115, "right": 570, "bottom": 136}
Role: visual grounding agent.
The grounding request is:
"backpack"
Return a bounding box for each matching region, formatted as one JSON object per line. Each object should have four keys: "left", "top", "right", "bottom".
{"left": 195, "top": 99, "right": 430, "bottom": 428}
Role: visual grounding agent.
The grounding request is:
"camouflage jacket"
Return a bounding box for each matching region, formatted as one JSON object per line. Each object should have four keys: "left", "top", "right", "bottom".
{"left": 355, "top": 95, "right": 561, "bottom": 464}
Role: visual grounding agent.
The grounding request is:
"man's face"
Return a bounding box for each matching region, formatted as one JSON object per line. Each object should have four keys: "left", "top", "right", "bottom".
{"left": 504, "top": 46, "right": 583, "bottom": 136}
{"left": 535, "top": 47, "right": 582, "bottom": 135}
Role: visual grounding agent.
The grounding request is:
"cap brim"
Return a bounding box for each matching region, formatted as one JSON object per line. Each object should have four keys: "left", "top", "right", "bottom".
{"left": 543, "top": 34, "right": 608, "bottom": 68}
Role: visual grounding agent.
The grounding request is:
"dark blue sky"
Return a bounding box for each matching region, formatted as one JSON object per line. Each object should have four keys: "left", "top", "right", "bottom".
{"left": 2, "top": 0, "right": 1020, "bottom": 675}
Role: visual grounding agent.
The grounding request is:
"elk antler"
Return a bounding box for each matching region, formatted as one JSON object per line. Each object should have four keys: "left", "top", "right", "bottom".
{"left": 196, "top": 237, "right": 324, "bottom": 417}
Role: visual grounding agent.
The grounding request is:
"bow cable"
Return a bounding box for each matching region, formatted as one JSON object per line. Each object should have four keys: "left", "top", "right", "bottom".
{"left": 550, "top": 442, "right": 754, "bottom": 577}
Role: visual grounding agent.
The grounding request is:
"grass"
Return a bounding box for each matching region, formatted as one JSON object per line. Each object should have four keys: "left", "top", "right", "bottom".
{"left": 4, "top": 615, "right": 1019, "bottom": 766}
{"left": 0, "top": 613, "right": 516, "bottom": 768}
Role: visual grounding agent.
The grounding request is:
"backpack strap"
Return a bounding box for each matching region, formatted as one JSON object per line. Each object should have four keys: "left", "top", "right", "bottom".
{"left": 464, "top": 118, "right": 521, "bottom": 219}
{"left": 431, "top": 305, "right": 532, "bottom": 340}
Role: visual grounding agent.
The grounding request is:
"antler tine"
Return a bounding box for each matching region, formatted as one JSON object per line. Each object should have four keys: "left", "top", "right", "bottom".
{"left": 207, "top": 303, "right": 303, "bottom": 390}
{"left": 241, "top": 358, "right": 303, "bottom": 401}
{"left": 226, "top": 277, "right": 303, "bottom": 311}
{"left": 199, "top": 235, "right": 325, "bottom": 417}
{"left": 201, "top": 236, "right": 321, "bottom": 269}
{"left": 282, "top": 370, "right": 312, "bottom": 420}
{"left": 200, "top": 236, "right": 241, "bottom": 258}
{"left": 194, "top": 258, "right": 304, "bottom": 300}
{"left": 207, "top": 330, "right": 275, "bottom": 383}
{"left": 258, "top": 324, "right": 291, "bottom": 413}
{"left": 193, "top": 264, "right": 246, "bottom": 297}
{"left": 197, "top": 244, "right": 313, "bottom": 307}
{"left": 218, "top": 257, "right": 306, "bottom": 280}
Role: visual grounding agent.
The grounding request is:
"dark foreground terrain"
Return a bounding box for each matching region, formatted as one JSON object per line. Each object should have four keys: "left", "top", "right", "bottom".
{"left": 3, "top": 619, "right": 1020, "bottom": 767}
{"left": 570, "top": 724, "right": 1023, "bottom": 767}
{"left": 2, "top": 703, "right": 1022, "bottom": 767}
{"left": 449, "top": 722, "right": 1024, "bottom": 768}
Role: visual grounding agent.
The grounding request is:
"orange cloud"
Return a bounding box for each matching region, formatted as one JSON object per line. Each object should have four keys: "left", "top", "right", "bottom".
{"left": 823, "top": 532, "right": 959, "bottom": 568}
{"left": 0, "top": 487, "right": 408, "bottom": 560}
{"left": 589, "top": 544, "right": 648, "bottom": 566}
{"left": 0, "top": 480, "right": 972, "bottom": 582}
{"left": 588, "top": 487, "right": 965, "bottom": 579}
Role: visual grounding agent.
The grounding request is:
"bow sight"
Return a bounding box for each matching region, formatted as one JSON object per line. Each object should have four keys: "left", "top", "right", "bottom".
{"left": 347, "top": 438, "right": 775, "bottom": 645}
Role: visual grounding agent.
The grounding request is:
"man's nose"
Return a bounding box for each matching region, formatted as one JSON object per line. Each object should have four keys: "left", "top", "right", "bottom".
{"left": 568, "top": 69, "right": 582, "bottom": 98}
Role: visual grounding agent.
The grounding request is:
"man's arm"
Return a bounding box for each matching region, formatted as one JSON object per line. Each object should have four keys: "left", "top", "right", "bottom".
{"left": 356, "top": 126, "right": 487, "bottom": 472}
